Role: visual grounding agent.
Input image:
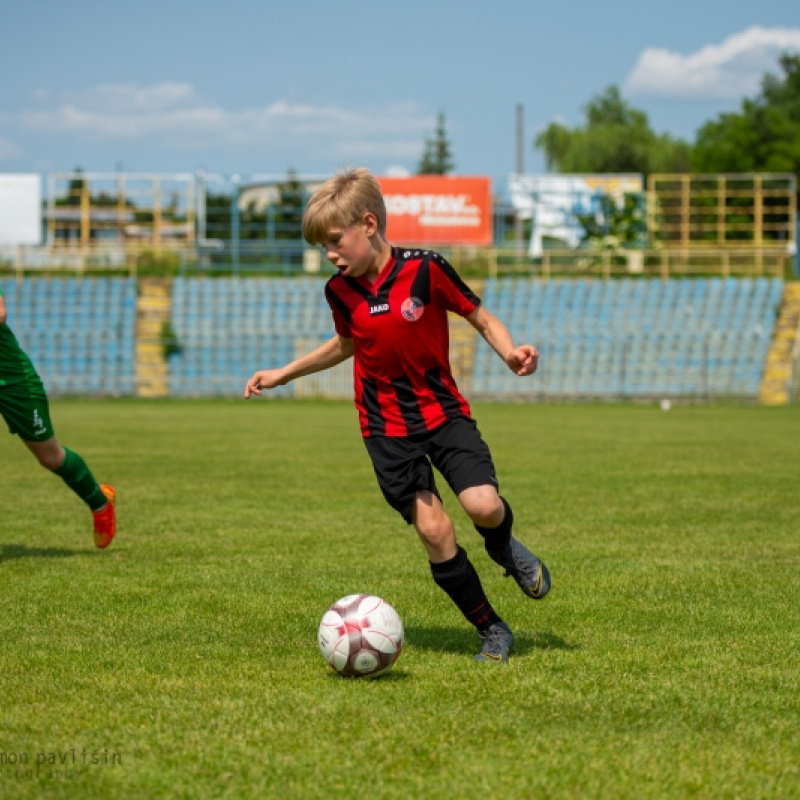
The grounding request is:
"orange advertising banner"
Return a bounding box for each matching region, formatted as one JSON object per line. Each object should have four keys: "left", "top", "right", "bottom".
{"left": 376, "top": 176, "right": 493, "bottom": 246}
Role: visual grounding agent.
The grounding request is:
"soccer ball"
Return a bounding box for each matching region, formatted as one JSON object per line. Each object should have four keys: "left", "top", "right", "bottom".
{"left": 318, "top": 594, "right": 404, "bottom": 678}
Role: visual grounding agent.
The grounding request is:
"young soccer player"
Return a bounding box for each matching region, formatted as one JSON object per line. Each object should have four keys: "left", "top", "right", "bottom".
{"left": 244, "top": 168, "right": 549, "bottom": 662}
{"left": 0, "top": 283, "right": 116, "bottom": 548}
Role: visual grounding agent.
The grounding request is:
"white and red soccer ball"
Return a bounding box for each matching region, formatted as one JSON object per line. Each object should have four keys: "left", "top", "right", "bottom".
{"left": 318, "top": 594, "right": 404, "bottom": 678}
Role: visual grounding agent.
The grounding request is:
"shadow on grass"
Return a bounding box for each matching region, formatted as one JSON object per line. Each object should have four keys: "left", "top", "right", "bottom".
{"left": 405, "top": 625, "right": 578, "bottom": 657}
{"left": 0, "top": 543, "right": 82, "bottom": 562}
{"left": 322, "top": 668, "right": 412, "bottom": 683}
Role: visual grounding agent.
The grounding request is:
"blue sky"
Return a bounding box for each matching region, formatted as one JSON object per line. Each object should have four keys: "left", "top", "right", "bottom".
{"left": 1, "top": 0, "right": 799, "bottom": 182}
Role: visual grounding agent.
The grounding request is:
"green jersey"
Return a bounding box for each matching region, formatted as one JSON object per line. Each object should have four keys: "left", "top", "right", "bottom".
{"left": 0, "top": 282, "right": 39, "bottom": 387}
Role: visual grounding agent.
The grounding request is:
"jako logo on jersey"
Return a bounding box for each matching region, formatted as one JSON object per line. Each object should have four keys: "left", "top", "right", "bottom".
{"left": 369, "top": 301, "right": 391, "bottom": 316}
{"left": 401, "top": 297, "right": 425, "bottom": 322}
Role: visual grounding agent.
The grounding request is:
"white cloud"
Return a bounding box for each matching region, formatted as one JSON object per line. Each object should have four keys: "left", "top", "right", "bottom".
{"left": 625, "top": 26, "right": 800, "bottom": 98}
{"left": 383, "top": 165, "right": 412, "bottom": 177}
{"left": 2, "top": 82, "right": 432, "bottom": 161}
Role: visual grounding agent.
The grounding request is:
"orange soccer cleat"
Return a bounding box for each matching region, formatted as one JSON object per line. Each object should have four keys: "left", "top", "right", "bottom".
{"left": 92, "top": 484, "right": 117, "bottom": 549}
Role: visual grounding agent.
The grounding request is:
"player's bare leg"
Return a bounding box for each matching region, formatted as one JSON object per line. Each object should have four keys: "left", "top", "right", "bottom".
{"left": 411, "top": 490, "right": 458, "bottom": 563}
{"left": 24, "top": 435, "right": 65, "bottom": 471}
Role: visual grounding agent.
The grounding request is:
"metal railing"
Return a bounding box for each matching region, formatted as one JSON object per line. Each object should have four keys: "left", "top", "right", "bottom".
{"left": 4, "top": 240, "right": 794, "bottom": 281}
{"left": 480, "top": 247, "right": 791, "bottom": 280}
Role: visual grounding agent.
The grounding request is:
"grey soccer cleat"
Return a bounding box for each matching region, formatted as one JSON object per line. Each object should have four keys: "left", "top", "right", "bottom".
{"left": 475, "top": 621, "right": 514, "bottom": 663}
{"left": 488, "top": 537, "right": 551, "bottom": 600}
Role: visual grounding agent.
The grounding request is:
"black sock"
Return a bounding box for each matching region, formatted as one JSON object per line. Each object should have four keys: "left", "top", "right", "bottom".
{"left": 474, "top": 496, "right": 514, "bottom": 553}
{"left": 430, "top": 546, "right": 500, "bottom": 630}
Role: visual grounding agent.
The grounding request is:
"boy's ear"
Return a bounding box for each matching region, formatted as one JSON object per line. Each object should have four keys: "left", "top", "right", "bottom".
{"left": 362, "top": 212, "right": 379, "bottom": 236}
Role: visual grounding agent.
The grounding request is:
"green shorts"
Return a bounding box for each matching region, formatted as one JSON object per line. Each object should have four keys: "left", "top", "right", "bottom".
{"left": 0, "top": 375, "right": 55, "bottom": 442}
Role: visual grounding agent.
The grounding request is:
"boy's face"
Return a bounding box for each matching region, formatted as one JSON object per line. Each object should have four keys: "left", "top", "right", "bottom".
{"left": 321, "top": 213, "right": 382, "bottom": 279}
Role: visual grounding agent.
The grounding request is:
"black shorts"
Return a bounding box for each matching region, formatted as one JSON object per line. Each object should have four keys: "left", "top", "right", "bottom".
{"left": 363, "top": 416, "right": 498, "bottom": 524}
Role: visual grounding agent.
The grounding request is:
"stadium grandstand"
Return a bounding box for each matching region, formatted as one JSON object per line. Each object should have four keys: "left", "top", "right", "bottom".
{"left": 0, "top": 169, "right": 798, "bottom": 405}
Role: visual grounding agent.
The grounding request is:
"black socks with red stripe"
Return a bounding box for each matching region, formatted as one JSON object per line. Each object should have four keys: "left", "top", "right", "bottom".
{"left": 430, "top": 545, "right": 500, "bottom": 631}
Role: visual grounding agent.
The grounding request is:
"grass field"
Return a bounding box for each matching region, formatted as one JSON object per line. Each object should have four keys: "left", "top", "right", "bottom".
{"left": 1, "top": 399, "right": 799, "bottom": 799}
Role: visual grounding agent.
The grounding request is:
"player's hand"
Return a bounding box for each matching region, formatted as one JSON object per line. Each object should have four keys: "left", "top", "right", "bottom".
{"left": 506, "top": 344, "right": 539, "bottom": 376}
{"left": 244, "top": 369, "right": 284, "bottom": 398}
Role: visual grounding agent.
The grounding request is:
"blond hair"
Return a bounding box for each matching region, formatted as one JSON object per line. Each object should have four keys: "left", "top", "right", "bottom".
{"left": 302, "top": 167, "right": 387, "bottom": 245}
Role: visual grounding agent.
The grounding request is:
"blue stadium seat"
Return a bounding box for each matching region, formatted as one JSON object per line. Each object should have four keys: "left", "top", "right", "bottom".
{"left": 7, "top": 277, "right": 137, "bottom": 396}
{"left": 168, "top": 277, "right": 335, "bottom": 397}
{"left": 471, "top": 277, "right": 783, "bottom": 401}
{"left": 8, "top": 274, "right": 782, "bottom": 401}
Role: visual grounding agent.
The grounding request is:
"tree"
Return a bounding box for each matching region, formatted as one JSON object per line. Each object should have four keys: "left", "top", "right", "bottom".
{"left": 239, "top": 197, "right": 267, "bottom": 241}
{"left": 62, "top": 168, "right": 86, "bottom": 207}
{"left": 204, "top": 190, "right": 233, "bottom": 241}
{"left": 576, "top": 192, "right": 647, "bottom": 251}
{"left": 417, "top": 111, "right": 455, "bottom": 175}
{"left": 535, "top": 86, "right": 691, "bottom": 175}
{"left": 692, "top": 54, "right": 800, "bottom": 177}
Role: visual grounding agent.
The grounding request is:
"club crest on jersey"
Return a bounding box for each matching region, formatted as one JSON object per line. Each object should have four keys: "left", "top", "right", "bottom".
{"left": 369, "top": 299, "right": 391, "bottom": 316}
{"left": 401, "top": 296, "right": 425, "bottom": 322}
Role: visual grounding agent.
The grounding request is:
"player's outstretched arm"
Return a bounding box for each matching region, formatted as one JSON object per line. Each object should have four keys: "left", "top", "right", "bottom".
{"left": 244, "top": 334, "right": 354, "bottom": 398}
{"left": 0, "top": 295, "right": 7, "bottom": 325}
{"left": 467, "top": 305, "right": 539, "bottom": 377}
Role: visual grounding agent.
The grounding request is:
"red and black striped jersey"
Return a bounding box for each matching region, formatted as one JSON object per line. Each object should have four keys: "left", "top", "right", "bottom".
{"left": 325, "top": 246, "right": 480, "bottom": 438}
